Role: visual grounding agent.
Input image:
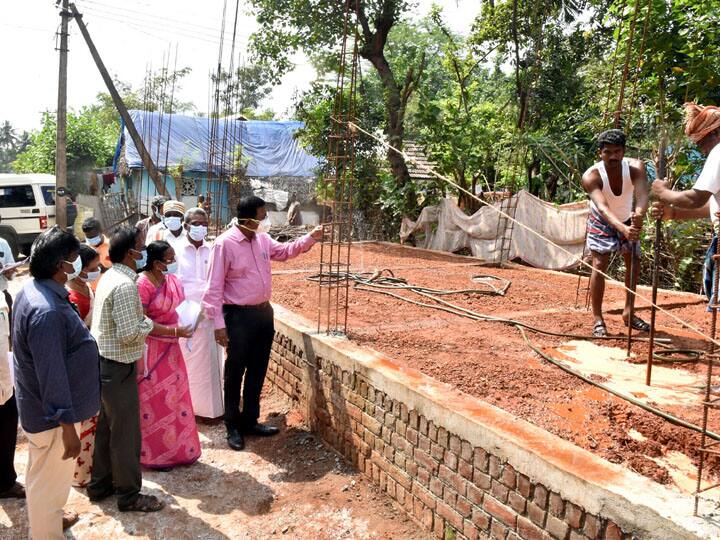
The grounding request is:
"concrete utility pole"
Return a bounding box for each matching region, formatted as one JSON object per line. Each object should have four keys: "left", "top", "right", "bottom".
{"left": 55, "top": 0, "right": 70, "bottom": 230}
{"left": 69, "top": 3, "right": 169, "bottom": 197}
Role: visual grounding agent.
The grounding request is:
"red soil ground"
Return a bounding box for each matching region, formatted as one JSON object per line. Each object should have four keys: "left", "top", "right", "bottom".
{"left": 271, "top": 242, "right": 720, "bottom": 489}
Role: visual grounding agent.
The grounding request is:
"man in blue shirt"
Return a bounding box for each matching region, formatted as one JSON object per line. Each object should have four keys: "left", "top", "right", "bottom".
{"left": 12, "top": 226, "right": 100, "bottom": 540}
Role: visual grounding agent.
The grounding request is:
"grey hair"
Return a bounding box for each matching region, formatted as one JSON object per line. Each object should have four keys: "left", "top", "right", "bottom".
{"left": 184, "top": 207, "right": 208, "bottom": 223}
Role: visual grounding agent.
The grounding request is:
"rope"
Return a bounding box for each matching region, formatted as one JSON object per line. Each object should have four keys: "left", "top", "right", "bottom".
{"left": 347, "top": 120, "right": 720, "bottom": 350}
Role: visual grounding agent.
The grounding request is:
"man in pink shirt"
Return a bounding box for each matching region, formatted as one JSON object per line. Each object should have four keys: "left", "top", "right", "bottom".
{"left": 203, "top": 196, "right": 323, "bottom": 450}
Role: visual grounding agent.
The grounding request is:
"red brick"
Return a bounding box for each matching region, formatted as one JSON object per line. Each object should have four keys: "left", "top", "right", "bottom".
{"left": 534, "top": 485, "right": 549, "bottom": 509}
{"left": 449, "top": 434, "right": 462, "bottom": 454}
{"left": 361, "top": 413, "right": 382, "bottom": 436}
{"left": 439, "top": 464, "right": 467, "bottom": 497}
{"left": 474, "top": 448, "right": 489, "bottom": 472}
{"left": 412, "top": 482, "right": 437, "bottom": 511}
{"left": 549, "top": 492, "right": 565, "bottom": 518}
{"left": 437, "top": 499, "right": 464, "bottom": 530}
{"left": 459, "top": 458, "right": 474, "bottom": 480}
{"left": 461, "top": 441, "right": 473, "bottom": 462}
{"left": 444, "top": 449, "right": 459, "bottom": 471}
{"left": 437, "top": 427, "right": 450, "bottom": 448}
{"left": 414, "top": 448, "right": 439, "bottom": 474}
{"left": 517, "top": 474, "right": 533, "bottom": 499}
{"left": 431, "top": 442, "right": 445, "bottom": 461}
{"left": 474, "top": 469, "right": 492, "bottom": 490}
{"left": 570, "top": 532, "right": 588, "bottom": 540}
{"left": 483, "top": 495, "right": 518, "bottom": 528}
{"left": 508, "top": 491, "right": 526, "bottom": 514}
{"left": 417, "top": 466, "right": 430, "bottom": 487}
{"left": 502, "top": 464, "right": 517, "bottom": 489}
{"left": 490, "top": 519, "right": 509, "bottom": 540}
{"left": 420, "top": 505, "right": 434, "bottom": 529}
{"left": 391, "top": 432, "right": 411, "bottom": 454}
{"left": 491, "top": 479, "right": 510, "bottom": 504}
{"left": 604, "top": 522, "right": 622, "bottom": 540}
{"left": 408, "top": 409, "right": 419, "bottom": 429}
{"left": 472, "top": 508, "right": 491, "bottom": 532}
{"left": 456, "top": 496, "right": 472, "bottom": 518}
{"left": 489, "top": 456, "right": 502, "bottom": 479}
{"left": 443, "top": 487, "right": 457, "bottom": 507}
{"left": 518, "top": 516, "right": 550, "bottom": 540}
{"left": 418, "top": 434, "right": 432, "bottom": 453}
{"left": 396, "top": 485, "right": 406, "bottom": 504}
{"left": 430, "top": 476, "right": 444, "bottom": 497}
{"left": 528, "top": 501, "right": 547, "bottom": 527}
{"left": 433, "top": 515, "right": 445, "bottom": 538}
{"left": 406, "top": 427, "right": 419, "bottom": 446}
{"left": 583, "top": 515, "right": 601, "bottom": 539}
{"left": 418, "top": 415, "right": 428, "bottom": 435}
{"left": 508, "top": 533, "right": 522, "bottom": 540}
{"left": 464, "top": 519, "right": 481, "bottom": 540}
{"left": 466, "top": 482, "right": 484, "bottom": 506}
{"left": 546, "top": 514, "right": 569, "bottom": 540}
{"left": 427, "top": 421, "right": 438, "bottom": 442}
{"left": 566, "top": 503, "right": 584, "bottom": 530}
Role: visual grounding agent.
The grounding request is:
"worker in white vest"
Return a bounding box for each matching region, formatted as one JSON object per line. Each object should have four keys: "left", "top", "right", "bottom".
{"left": 581, "top": 129, "right": 648, "bottom": 338}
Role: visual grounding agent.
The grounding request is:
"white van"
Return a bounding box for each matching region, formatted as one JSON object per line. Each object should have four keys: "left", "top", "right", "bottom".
{"left": 0, "top": 174, "right": 56, "bottom": 257}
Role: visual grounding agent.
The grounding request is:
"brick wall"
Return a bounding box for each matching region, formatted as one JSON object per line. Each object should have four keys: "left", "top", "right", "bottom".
{"left": 265, "top": 306, "right": 714, "bottom": 540}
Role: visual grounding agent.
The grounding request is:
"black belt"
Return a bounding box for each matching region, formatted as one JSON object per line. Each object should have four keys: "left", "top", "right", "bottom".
{"left": 224, "top": 301, "right": 271, "bottom": 311}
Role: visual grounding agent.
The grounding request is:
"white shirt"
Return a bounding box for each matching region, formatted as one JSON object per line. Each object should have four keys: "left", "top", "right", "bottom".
{"left": 176, "top": 237, "right": 212, "bottom": 303}
{"left": 146, "top": 221, "right": 187, "bottom": 252}
{"left": 694, "top": 144, "right": 720, "bottom": 226}
{"left": 589, "top": 159, "right": 634, "bottom": 223}
{"left": 0, "top": 237, "right": 15, "bottom": 292}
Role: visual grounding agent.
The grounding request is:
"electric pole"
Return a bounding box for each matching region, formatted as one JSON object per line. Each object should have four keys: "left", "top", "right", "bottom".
{"left": 55, "top": 0, "right": 70, "bottom": 231}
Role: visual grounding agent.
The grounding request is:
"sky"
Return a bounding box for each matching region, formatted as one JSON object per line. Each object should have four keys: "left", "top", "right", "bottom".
{"left": 0, "top": 0, "right": 482, "bottom": 134}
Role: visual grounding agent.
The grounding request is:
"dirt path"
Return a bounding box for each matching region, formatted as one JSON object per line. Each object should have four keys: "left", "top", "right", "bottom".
{"left": 0, "top": 390, "right": 430, "bottom": 540}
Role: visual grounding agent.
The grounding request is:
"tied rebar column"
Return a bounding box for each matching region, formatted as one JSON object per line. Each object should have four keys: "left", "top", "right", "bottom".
{"left": 317, "top": 0, "right": 359, "bottom": 336}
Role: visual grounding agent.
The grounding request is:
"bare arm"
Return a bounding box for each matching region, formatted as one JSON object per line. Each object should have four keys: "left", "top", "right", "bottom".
{"left": 651, "top": 179, "right": 712, "bottom": 209}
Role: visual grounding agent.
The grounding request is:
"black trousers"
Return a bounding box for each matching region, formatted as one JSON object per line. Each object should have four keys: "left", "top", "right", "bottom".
{"left": 88, "top": 357, "right": 142, "bottom": 508}
{"left": 223, "top": 303, "right": 275, "bottom": 430}
{"left": 0, "top": 394, "right": 18, "bottom": 492}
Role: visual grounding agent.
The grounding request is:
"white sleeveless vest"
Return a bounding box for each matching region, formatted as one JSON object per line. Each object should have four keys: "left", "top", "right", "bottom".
{"left": 589, "top": 159, "right": 633, "bottom": 222}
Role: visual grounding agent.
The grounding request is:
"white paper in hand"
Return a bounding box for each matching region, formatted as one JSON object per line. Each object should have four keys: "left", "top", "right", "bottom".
{"left": 176, "top": 300, "right": 202, "bottom": 331}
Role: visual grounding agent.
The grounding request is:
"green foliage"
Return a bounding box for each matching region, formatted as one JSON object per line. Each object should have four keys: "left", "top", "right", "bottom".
{"left": 13, "top": 108, "right": 117, "bottom": 175}
{"left": 0, "top": 121, "right": 29, "bottom": 173}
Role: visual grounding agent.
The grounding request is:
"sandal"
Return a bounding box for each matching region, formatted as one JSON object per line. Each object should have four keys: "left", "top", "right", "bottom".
{"left": 118, "top": 493, "right": 165, "bottom": 513}
{"left": 0, "top": 482, "right": 25, "bottom": 499}
{"left": 592, "top": 320, "right": 608, "bottom": 338}
{"left": 626, "top": 315, "right": 650, "bottom": 332}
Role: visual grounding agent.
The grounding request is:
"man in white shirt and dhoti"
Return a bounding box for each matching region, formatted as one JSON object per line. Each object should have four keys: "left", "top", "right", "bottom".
{"left": 176, "top": 207, "right": 224, "bottom": 419}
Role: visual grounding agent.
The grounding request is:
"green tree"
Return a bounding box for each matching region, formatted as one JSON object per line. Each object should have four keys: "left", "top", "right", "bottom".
{"left": 0, "top": 121, "right": 29, "bottom": 173}
{"left": 249, "top": 0, "right": 427, "bottom": 210}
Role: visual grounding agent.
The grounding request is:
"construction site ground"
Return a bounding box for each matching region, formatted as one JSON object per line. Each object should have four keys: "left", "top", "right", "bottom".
{"left": 1, "top": 389, "right": 429, "bottom": 540}
{"left": 272, "top": 241, "right": 720, "bottom": 494}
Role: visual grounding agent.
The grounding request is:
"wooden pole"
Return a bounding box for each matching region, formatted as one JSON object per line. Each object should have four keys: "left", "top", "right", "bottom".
{"left": 646, "top": 135, "right": 667, "bottom": 385}
{"left": 68, "top": 3, "right": 168, "bottom": 197}
{"left": 55, "top": 0, "right": 70, "bottom": 231}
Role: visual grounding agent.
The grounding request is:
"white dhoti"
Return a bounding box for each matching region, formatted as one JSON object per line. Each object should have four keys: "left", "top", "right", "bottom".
{"left": 180, "top": 318, "right": 225, "bottom": 418}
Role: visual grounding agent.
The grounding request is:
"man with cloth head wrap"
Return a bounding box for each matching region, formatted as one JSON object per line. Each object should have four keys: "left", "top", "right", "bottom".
{"left": 652, "top": 102, "right": 720, "bottom": 301}
{"left": 145, "top": 200, "right": 188, "bottom": 252}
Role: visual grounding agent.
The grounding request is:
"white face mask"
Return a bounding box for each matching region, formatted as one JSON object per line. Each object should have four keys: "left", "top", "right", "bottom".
{"left": 64, "top": 256, "right": 82, "bottom": 281}
{"left": 86, "top": 235, "right": 102, "bottom": 247}
{"left": 257, "top": 216, "right": 272, "bottom": 234}
{"left": 188, "top": 225, "right": 207, "bottom": 242}
{"left": 79, "top": 269, "right": 101, "bottom": 282}
{"left": 162, "top": 261, "right": 179, "bottom": 275}
{"left": 164, "top": 216, "right": 183, "bottom": 231}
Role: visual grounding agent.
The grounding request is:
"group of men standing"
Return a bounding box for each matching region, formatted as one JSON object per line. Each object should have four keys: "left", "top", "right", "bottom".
{"left": 1, "top": 194, "right": 322, "bottom": 538}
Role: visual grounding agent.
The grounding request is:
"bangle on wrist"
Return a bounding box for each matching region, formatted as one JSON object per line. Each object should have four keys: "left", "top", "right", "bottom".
{"left": 174, "top": 327, "right": 177, "bottom": 337}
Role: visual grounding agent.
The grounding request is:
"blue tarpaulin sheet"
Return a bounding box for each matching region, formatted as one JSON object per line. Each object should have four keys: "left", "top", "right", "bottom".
{"left": 122, "top": 110, "right": 320, "bottom": 177}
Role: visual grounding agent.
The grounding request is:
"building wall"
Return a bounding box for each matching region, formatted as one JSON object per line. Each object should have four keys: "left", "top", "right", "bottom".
{"left": 265, "top": 302, "right": 717, "bottom": 540}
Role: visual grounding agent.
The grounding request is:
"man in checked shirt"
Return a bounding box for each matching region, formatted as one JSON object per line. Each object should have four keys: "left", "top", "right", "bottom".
{"left": 87, "top": 227, "right": 190, "bottom": 513}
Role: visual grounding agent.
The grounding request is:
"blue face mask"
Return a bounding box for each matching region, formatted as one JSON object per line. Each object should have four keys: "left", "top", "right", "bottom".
{"left": 134, "top": 249, "right": 147, "bottom": 270}
{"left": 86, "top": 235, "right": 102, "bottom": 247}
{"left": 164, "top": 216, "right": 183, "bottom": 231}
{"left": 162, "top": 261, "right": 179, "bottom": 275}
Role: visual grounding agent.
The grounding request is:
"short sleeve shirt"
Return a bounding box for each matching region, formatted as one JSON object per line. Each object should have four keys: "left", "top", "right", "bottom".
{"left": 693, "top": 144, "right": 720, "bottom": 225}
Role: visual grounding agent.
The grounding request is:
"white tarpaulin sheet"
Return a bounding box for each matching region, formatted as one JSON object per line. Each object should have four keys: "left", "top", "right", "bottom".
{"left": 400, "top": 190, "right": 589, "bottom": 270}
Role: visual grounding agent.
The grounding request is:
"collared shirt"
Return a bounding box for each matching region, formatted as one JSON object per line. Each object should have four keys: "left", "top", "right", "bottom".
{"left": 0, "top": 237, "right": 15, "bottom": 292}
{"left": 202, "top": 226, "right": 316, "bottom": 329}
{"left": 176, "top": 237, "right": 211, "bottom": 304}
{"left": 12, "top": 279, "right": 100, "bottom": 433}
{"left": 91, "top": 263, "right": 153, "bottom": 363}
{"left": 146, "top": 222, "right": 187, "bottom": 252}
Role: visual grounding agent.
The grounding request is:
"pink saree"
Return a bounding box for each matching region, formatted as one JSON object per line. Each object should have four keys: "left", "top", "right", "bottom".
{"left": 137, "top": 274, "right": 201, "bottom": 468}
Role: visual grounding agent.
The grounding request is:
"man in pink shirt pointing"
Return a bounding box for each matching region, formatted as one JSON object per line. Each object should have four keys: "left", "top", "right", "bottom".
{"left": 203, "top": 196, "right": 323, "bottom": 450}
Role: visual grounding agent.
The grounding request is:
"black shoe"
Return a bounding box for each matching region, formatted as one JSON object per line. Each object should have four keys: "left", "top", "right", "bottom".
{"left": 244, "top": 423, "right": 279, "bottom": 436}
{"left": 227, "top": 427, "right": 245, "bottom": 451}
{"left": 87, "top": 486, "right": 114, "bottom": 503}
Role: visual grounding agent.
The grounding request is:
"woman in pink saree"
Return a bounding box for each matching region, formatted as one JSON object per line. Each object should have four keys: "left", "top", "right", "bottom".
{"left": 137, "top": 241, "right": 200, "bottom": 469}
